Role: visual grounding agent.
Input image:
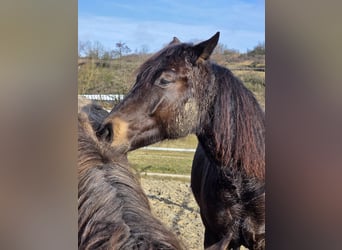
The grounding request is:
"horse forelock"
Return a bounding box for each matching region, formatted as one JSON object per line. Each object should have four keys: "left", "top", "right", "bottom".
{"left": 133, "top": 43, "right": 195, "bottom": 88}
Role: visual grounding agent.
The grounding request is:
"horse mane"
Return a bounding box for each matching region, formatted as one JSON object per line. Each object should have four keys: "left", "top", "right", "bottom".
{"left": 78, "top": 106, "right": 183, "bottom": 249}
{"left": 199, "top": 64, "right": 265, "bottom": 180}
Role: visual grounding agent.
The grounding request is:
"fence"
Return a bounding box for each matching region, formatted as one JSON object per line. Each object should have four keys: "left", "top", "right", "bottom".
{"left": 230, "top": 67, "right": 265, "bottom": 72}
{"left": 80, "top": 94, "right": 125, "bottom": 102}
{"left": 142, "top": 147, "right": 195, "bottom": 153}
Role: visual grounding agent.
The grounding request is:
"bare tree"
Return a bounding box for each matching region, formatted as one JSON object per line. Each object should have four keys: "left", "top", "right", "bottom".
{"left": 247, "top": 42, "right": 265, "bottom": 56}
{"left": 78, "top": 40, "right": 105, "bottom": 59}
{"left": 79, "top": 40, "right": 91, "bottom": 57}
{"left": 114, "top": 42, "right": 131, "bottom": 58}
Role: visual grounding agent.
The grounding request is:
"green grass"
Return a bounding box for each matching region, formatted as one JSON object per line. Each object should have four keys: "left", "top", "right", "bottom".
{"left": 151, "top": 134, "right": 198, "bottom": 149}
{"left": 128, "top": 135, "right": 197, "bottom": 175}
{"left": 128, "top": 150, "right": 195, "bottom": 175}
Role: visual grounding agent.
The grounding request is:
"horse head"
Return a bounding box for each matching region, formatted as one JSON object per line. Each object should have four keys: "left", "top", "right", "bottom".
{"left": 97, "top": 32, "right": 220, "bottom": 152}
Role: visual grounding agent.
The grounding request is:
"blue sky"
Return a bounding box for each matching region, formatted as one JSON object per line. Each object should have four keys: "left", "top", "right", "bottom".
{"left": 79, "top": 0, "right": 264, "bottom": 53}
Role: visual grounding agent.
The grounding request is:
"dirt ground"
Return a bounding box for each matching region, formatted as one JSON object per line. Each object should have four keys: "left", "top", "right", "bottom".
{"left": 140, "top": 176, "right": 205, "bottom": 250}
{"left": 140, "top": 176, "right": 248, "bottom": 250}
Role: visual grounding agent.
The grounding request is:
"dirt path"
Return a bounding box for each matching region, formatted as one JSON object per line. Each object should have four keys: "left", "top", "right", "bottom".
{"left": 140, "top": 176, "right": 248, "bottom": 250}
{"left": 140, "top": 176, "right": 204, "bottom": 250}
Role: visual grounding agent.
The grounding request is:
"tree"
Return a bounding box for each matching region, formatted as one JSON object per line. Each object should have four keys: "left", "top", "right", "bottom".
{"left": 247, "top": 42, "right": 265, "bottom": 56}
{"left": 78, "top": 40, "right": 105, "bottom": 59}
{"left": 102, "top": 51, "right": 113, "bottom": 61}
{"left": 113, "top": 42, "right": 131, "bottom": 58}
{"left": 89, "top": 41, "right": 105, "bottom": 59}
{"left": 78, "top": 40, "right": 92, "bottom": 57}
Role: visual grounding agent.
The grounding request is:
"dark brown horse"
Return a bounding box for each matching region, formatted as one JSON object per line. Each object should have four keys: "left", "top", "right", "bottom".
{"left": 78, "top": 102, "right": 183, "bottom": 250}
{"left": 97, "top": 32, "right": 265, "bottom": 249}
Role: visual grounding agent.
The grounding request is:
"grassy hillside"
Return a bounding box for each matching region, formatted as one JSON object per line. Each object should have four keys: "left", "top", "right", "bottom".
{"left": 78, "top": 50, "right": 265, "bottom": 107}
{"left": 78, "top": 54, "right": 148, "bottom": 95}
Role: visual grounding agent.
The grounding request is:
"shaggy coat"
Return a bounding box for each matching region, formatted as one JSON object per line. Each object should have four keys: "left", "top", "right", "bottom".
{"left": 78, "top": 103, "right": 182, "bottom": 250}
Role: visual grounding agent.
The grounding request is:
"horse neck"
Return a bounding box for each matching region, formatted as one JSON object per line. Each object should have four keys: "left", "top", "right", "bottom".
{"left": 196, "top": 65, "right": 265, "bottom": 179}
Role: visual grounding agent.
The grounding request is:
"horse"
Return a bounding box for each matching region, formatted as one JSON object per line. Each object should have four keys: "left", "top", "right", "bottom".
{"left": 78, "top": 102, "right": 183, "bottom": 250}
{"left": 97, "top": 32, "right": 265, "bottom": 249}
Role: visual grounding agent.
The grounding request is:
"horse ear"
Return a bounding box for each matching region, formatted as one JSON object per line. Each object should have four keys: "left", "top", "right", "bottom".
{"left": 168, "top": 37, "right": 181, "bottom": 45}
{"left": 194, "top": 32, "right": 220, "bottom": 62}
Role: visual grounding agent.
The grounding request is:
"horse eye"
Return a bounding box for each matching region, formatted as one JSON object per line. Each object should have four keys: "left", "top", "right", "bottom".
{"left": 158, "top": 78, "right": 171, "bottom": 86}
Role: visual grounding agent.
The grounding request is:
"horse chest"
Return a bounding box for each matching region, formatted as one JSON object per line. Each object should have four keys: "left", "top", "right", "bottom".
{"left": 192, "top": 163, "right": 243, "bottom": 230}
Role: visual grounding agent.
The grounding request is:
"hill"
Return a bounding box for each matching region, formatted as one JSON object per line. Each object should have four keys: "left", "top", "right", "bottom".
{"left": 78, "top": 47, "right": 265, "bottom": 108}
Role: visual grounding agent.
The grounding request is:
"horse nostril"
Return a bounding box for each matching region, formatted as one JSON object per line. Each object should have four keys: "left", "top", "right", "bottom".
{"left": 96, "top": 123, "right": 113, "bottom": 143}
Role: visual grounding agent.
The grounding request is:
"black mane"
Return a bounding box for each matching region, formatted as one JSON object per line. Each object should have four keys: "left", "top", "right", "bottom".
{"left": 198, "top": 63, "right": 265, "bottom": 179}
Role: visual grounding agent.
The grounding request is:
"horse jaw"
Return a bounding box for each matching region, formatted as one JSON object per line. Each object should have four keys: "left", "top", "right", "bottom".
{"left": 172, "top": 99, "right": 199, "bottom": 137}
